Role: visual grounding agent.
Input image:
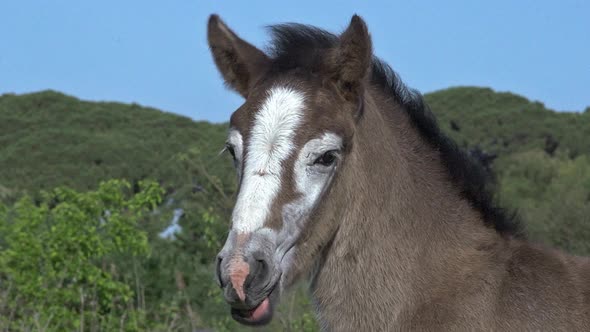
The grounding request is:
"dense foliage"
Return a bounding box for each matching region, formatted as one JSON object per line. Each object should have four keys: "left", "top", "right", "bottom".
{"left": 0, "top": 88, "right": 588, "bottom": 330}
{"left": 0, "top": 180, "right": 160, "bottom": 330}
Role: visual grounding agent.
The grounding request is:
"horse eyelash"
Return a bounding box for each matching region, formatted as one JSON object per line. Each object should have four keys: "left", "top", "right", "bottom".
{"left": 218, "top": 146, "right": 228, "bottom": 157}
{"left": 224, "top": 143, "right": 237, "bottom": 159}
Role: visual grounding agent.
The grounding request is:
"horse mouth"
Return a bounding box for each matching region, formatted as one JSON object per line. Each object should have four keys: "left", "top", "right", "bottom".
{"left": 230, "top": 283, "right": 279, "bottom": 326}
{"left": 231, "top": 296, "right": 273, "bottom": 325}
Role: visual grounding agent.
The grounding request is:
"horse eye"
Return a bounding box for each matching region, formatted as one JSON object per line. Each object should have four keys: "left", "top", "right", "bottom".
{"left": 225, "top": 144, "right": 236, "bottom": 160}
{"left": 314, "top": 150, "right": 337, "bottom": 166}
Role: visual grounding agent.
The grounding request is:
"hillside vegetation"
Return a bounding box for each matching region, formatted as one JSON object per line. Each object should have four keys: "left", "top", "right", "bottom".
{"left": 428, "top": 87, "right": 590, "bottom": 157}
{"left": 0, "top": 90, "right": 233, "bottom": 197}
{"left": 0, "top": 88, "right": 589, "bottom": 330}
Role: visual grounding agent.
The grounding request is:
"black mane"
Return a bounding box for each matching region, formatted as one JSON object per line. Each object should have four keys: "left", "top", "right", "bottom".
{"left": 266, "top": 23, "right": 522, "bottom": 237}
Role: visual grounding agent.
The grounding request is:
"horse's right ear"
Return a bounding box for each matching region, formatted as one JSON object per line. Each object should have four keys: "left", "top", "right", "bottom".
{"left": 207, "top": 15, "right": 270, "bottom": 98}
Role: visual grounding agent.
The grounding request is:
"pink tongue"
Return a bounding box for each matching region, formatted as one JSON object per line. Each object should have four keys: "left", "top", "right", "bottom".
{"left": 250, "top": 297, "right": 270, "bottom": 321}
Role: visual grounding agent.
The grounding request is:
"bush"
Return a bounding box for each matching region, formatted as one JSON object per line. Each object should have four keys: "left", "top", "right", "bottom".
{"left": 0, "top": 179, "right": 162, "bottom": 331}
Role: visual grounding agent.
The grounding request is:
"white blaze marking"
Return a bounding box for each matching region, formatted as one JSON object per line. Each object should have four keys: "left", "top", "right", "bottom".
{"left": 231, "top": 86, "right": 305, "bottom": 233}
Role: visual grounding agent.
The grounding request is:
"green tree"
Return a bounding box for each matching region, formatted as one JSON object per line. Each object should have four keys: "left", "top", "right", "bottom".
{"left": 498, "top": 151, "right": 590, "bottom": 255}
{"left": 0, "top": 179, "right": 162, "bottom": 331}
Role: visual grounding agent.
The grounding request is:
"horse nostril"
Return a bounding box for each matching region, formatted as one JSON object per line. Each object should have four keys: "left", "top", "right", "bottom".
{"left": 216, "top": 256, "right": 225, "bottom": 288}
{"left": 254, "top": 257, "right": 270, "bottom": 283}
{"left": 256, "top": 258, "right": 267, "bottom": 275}
{"left": 244, "top": 258, "right": 262, "bottom": 289}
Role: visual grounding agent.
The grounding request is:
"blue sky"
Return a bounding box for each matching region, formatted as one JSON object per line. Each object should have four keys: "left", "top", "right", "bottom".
{"left": 1, "top": 0, "right": 588, "bottom": 123}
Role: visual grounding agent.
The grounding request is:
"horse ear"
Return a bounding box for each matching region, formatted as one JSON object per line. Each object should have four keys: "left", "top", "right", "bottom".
{"left": 207, "top": 15, "right": 270, "bottom": 98}
{"left": 327, "top": 15, "right": 372, "bottom": 101}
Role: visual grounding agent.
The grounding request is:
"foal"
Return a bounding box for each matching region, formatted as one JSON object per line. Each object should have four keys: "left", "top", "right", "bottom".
{"left": 207, "top": 14, "right": 590, "bottom": 330}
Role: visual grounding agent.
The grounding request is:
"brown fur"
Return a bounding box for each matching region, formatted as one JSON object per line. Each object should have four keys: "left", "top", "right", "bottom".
{"left": 207, "top": 14, "right": 590, "bottom": 331}
{"left": 304, "top": 88, "right": 590, "bottom": 330}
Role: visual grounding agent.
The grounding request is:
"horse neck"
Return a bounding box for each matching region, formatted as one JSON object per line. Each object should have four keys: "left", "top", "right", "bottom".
{"left": 310, "top": 88, "right": 503, "bottom": 329}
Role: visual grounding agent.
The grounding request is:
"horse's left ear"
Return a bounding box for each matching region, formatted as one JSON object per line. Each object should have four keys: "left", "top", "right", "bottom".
{"left": 327, "top": 15, "right": 372, "bottom": 101}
